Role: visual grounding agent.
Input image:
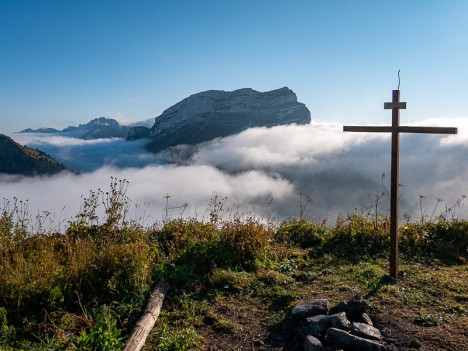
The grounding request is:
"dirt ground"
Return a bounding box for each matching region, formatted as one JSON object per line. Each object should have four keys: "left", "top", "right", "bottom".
{"left": 194, "top": 296, "right": 468, "bottom": 351}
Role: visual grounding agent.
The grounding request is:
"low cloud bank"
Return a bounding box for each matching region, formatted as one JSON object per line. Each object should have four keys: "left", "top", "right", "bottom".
{"left": 12, "top": 134, "right": 166, "bottom": 172}
{"left": 4, "top": 118, "right": 467, "bottom": 228}
{"left": 0, "top": 166, "right": 292, "bottom": 228}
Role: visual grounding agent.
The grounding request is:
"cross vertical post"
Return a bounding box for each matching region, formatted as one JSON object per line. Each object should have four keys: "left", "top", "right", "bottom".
{"left": 390, "top": 90, "right": 400, "bottom": 278}
{"left": 343, "top": 89, "right": 457, "bottom": 280}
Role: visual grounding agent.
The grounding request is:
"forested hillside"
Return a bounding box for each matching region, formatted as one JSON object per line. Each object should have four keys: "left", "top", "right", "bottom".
{"left": 0, "top": 134, "right": 66, "bottom": 175}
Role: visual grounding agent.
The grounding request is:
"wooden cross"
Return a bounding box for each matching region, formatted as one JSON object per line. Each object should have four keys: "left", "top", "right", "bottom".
{"left": 343, "top": 90, "right": 458, "bottom": 279}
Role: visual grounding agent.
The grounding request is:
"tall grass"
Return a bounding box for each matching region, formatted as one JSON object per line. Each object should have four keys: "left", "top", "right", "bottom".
{"left": 0, "top": 178, "right": 466, "bottom": 350}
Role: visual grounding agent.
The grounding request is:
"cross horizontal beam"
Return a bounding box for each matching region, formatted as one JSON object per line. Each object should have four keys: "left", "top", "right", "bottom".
{"left": 384, "top": 102, "right": 407, "bottom": 109}
{"left": 343, "top": 126, "right": 458, "bottom": 134}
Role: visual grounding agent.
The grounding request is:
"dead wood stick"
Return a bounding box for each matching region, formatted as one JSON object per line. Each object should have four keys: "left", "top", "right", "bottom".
{"left": 123, "top": 279, "right": 170, "bottom": 351}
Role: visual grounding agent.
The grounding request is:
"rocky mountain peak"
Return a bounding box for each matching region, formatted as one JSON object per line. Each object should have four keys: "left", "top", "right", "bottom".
{"left": 86, "top": 117, "right": 120, "bottom": 128}
{"left": 146, "top": 87, "right": 310, "bottom": 152}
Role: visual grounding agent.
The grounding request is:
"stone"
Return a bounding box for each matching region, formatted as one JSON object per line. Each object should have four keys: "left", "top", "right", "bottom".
{"left": 126, "top": 126, "right": 151, "bottom": 140}
{"left": 304, "top": 314, "right": 330, "bottom": 337}
{"left": 325, "top": 346, "right": 344, "bottom": 351}
{"left": 350, "top": 322, "right": 381, "bottom": 341}
{"left": 326, "top": 328, "right": 386, "bottom": 351}
{"left": 329, "top": 295, "right": 368, "bottom": 321}
{"left": 328, "top": 312, "right": 351, "bottom": 330}
{"left": 292, "top": 299, "right": 329, "bottom": 318}
{"left": 358, "top": 313, "right": 374, "bottom": 326}
{"left": 304, "top": 335, "right": 325, "bottom": 351}
{"left": 292, "top": 296, "right": 389, "bottom": 350}
{"left": 328, "top": 302, "right": 347, "bottom": 315}
{"left": 146, "top": 87, "right": 311, "bottom": 152}
{"left": 380, "top": 274, "right": 396, "bottom": 285}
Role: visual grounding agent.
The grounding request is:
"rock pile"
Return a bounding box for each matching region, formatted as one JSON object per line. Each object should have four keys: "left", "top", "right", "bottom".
{"left": 293, "top": 296, "right": 386, "bottom": 351}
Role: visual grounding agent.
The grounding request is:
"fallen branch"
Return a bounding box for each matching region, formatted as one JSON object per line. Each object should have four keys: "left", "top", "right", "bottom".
{"left": 123, "top": 279, "right": 170, "bottom": 351}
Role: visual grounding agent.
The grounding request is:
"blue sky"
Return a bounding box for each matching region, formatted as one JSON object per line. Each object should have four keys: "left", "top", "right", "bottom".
{"left": 1, "top": 0, "right": 468, "bottom": 133}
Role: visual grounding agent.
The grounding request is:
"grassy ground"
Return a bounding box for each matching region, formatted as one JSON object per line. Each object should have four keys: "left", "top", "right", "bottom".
{"left": 0, "top": 181, "right": 466, "bottom": 351}
{"left": 143, "top": 250, "right": 467, "bottom": 351}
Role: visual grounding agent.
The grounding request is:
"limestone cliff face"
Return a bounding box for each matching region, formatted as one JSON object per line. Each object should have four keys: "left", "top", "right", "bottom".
{"left": 126, "top": 126, "right": 151, "bottom": 140}
{"left": 146, "top": 87, "right": 310, "bottom": 152}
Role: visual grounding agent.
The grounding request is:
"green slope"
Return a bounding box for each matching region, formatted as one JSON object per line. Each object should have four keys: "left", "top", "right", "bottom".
{"left": 0, "top": 133, "right": 66, "bottom": 175}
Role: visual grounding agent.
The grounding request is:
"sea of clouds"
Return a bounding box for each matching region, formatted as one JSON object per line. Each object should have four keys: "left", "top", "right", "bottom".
{"left": 3, "top": 118, "right": 467, "bottom": 229}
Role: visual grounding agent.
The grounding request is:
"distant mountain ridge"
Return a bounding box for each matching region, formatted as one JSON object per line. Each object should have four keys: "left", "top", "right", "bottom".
{"left": 132, "top": 87, "right": 311, "bottom": 152}
{"left": 20, "top": 117, "right": 134, "bottom": 139}
{"left": 19, "top": 87, "right": 311, "bottom": 154}
{"left": 0, "top": 134, "right": 66, "bottom": 175}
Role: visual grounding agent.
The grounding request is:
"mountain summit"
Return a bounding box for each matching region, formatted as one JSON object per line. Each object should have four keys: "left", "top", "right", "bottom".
{"left": 138, "top": 87, "right": 310, "bottom": 152}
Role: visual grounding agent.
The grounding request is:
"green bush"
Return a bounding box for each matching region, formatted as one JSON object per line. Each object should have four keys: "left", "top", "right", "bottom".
{"left": 320, "top": 214, "right": 390, "bottom": 260}
{"left": 219, "top": 218, "right": 272, "bottom": 271}
{"left": 426, "top": 220, "right": 468, "bottom": 259}
{"left": 276, "top": 219, "right": 325, "bottom": 248}
{"left": 68, "top": 306, "right": 123, "bottom": 351}
{"left": 400, "top": 220, "right": 468, "bottom": 261}
{"left": 165, "top": 219, "right": 272, "bottom": 288}
{"left": 155, "top": 218, "right": 218, "bottom": 257}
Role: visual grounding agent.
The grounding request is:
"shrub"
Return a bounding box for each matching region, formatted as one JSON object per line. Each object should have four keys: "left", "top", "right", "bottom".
{"left": 155, "top": 218, "right": 218, "bottom": 257}
{"left": 320, "top": 213, "right": 390, "bottom": 260}
{"left": 426, "top": 220, "right": 468, "bottom": 260}
{"left": 68, "top": 305, "right": 123, "bottom": 351}
{"left": 164, "top": 219, "right": 272, "bottom": 288}
{"left": 400, "top": 220, "right": 468, "bottom": 261}
{"left": 0, "top": 198, "right": 30, "bottom": 250}
{"left": 275, "top": 219, "right": 325, "bottom": 248}
{"left": 219, "top": 218, "right": 272, "bottom": 271}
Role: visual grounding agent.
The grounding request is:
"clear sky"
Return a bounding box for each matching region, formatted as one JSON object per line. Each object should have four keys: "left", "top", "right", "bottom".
{"left": 1, "top": 0, "right": 468, "bottom": 133}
